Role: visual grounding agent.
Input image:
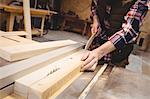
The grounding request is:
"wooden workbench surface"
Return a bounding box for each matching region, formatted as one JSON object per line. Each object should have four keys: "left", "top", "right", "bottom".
{"left": 56, "top": 65, "right": 113, "bottom": 99}
{"left": 0, "top": 3, "right": 57, "bottom": 16}
{"left": 56, "top": 66, "right": 150, "bottom": 99}
{"left": 2, "top": 65, "right": 150, "bottom": 99}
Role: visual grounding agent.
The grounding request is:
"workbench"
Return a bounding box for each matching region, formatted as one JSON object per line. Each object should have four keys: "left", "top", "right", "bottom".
{"left": 0, "top": 35, "right": 149, "bottom": 99}
{"left": 56, "top": 66, "right": 150, "bottom": 99}
{"left": 0, "top": 3, "right": 57, "bottom": 36}
{"left": 1, "top": 63, "right": 150, "bottom": 99}
{"left": 61, "top": 14, "right": 91, "bottom": 36}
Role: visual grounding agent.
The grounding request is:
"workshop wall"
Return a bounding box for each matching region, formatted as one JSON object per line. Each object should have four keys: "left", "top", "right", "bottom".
{"left": 140, "top": 10, "right": 150, "bottom": 34}
{"left": 139, "top": 10, "right": 150, "bottom": 51}
{"left": 61, "top": 0, "right": 92, "bottom": 21}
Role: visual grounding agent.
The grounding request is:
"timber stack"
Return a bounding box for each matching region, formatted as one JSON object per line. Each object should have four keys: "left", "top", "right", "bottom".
{"left": 0, "top": 35, "right": 87, "bottom": 99}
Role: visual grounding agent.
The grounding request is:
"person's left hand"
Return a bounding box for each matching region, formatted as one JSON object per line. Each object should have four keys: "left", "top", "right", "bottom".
{"left": 81, "top": 49, "right": 102, "bottom": 71}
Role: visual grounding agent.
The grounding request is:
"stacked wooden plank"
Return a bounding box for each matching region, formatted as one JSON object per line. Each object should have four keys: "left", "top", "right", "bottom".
{"left": 0, "top": 31, "right": 28, "bottom": 36}
{"left": 0, "top": 29, "right": 92, "bottom": 99}
{"left": 0, "top": 44, "right": 83, "bottom": 88}
{"left": 0, "top": 40, "right": 77, "bottom": 61}
{"left": 14, "top": 50, "right": 85, "bottom": 99}
{"left": 0, "top": 36, "right": 38, "bottom": 47}
{"left": 0, "top": 43, "right": 84, "bottom": 99}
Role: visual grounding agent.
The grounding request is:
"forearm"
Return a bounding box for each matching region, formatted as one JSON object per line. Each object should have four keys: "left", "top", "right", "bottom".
{"left": 93, "top": 15, "right": 99, "bottom": 23}
{"left": 95, "top": 41, "right": 116, "bottom": 59}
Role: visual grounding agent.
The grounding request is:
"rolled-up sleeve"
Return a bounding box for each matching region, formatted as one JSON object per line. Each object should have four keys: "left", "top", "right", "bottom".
{"left": 109, "top": 0, "right": 149, "bottom": 49}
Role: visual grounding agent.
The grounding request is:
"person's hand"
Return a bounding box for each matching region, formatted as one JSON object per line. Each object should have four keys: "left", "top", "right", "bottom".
{"left": 91, "top": 22, "right": 101, "bottom": 36}
{"left": 81, "top": 49, "right": 103, "bottom": 71}
{"left": 81, "top": 41, "right": 116, "bottom": 72}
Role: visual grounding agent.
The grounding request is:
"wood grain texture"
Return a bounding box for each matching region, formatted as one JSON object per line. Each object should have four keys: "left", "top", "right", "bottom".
{"left": 78, "top": 64, "right": 107, "bottom": 99}
{"left": 0, "top": 40, "right": 77, "bottom": 61}
{"left": 15, "top": 50, "right": 85, "bottom": 99}
{"left": 0, "top": 31, "right": 28, "bottom": 36}
{"left": 3, "top": 93, "right": 25, "bottom": 99}
{"left": 2, "top": 36, "right": 37, "bottom": 44}
{"left": 28, "top": 50, "right": 86, "bottom": 99}
{"left": 0, "top": 85, "right": 14, "bottom": 99}
{"left": 0, "top": 36, "right": 37, "bottom": 47}
{"left": 84, "top": 33, "right": 97, "bottom": 50}
{"left": 0, "top": 44, "right": 83, "bottom": 90}
{"left": 56, "top": 65, "right": 112, "bottom": 99}
{"left": 0, "top": 37, "right": 19, "bottom": 47}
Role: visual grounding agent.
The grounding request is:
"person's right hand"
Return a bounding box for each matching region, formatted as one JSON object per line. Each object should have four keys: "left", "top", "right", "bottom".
{"left": 91, "top": 22, "right": 101, "bottom": 36}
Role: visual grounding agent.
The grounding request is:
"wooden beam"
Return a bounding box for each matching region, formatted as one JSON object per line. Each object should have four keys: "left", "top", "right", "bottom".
{"left": 78, "top": 64, "right": 108, "bottom": 99}
{"left": 0, "top": 31, "right": 28, "bottom": 36}
{"left": 7, "top": 13, "right": 15, "bottom": 31}
{"left": 0, "top": 36, "right": 37, "bottom": 47}
{"left": 84, "top": 33, "right": 97, "bottom": 50}
{"left": 0, "top": 85, "right": 14, "bottom": 99}
{"left": 4, "top": 5, "right": 57, "bottom": 16}
{"left": 0, "top": 44, "right": 83, "bottom": 89}
{"left": 40, "top": 16, "right": 46, "bottom": 36}
{"left": 2, "top": 36, "right": 37, "bottom": 44}
{"left": 0, "top": 40, "right": 77, "bottom": 61}
{"left": 0, "top": 3, "right": 6, "bottom": 9}
{"left": 15, "top": 50, "right": 85, "bottom": 99}
{"left": 0, "top": 37, "right": 19, "bottom": 47}
{"left": 23, "top": 0, "right": 32, "bottom": 39}
{"left": 3, "top": 93, "right": 25, "bottom": 99}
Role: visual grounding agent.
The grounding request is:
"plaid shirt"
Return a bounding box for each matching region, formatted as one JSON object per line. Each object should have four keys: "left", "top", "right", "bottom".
{"left": 91, "top": 0, "right": 149, "bottom": 62}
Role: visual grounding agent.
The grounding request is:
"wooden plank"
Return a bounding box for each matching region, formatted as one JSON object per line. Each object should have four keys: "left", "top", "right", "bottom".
{"left": 0, "top": 85, "right": 14, "bottom": 99}
{"left": 0, "top": 44, "right": 83, "bottom": 89}
{"left": 3, "top": 93, "right": 25, "bottom": 99}
{"left": 0, "top": 31, "right": 28, "bottom": 36}
{"left": 84, "top": 33, "right": 97, "bottom": 50}
{"left": 0, "top": 36, "right": 37, "bottom": 47}
{"left": 4, "top": 5, "right": 57, "bottom": 16}
{"left": 7, "top": 13, "right": 15, "bottom": 31}
{"left": 27, "top": 50, "right": 85, "bottom": 99}
{"left": 2, "top": 36, "right": 37, "bottom": 44}
{"left": 0, "top": 40, "right": 77, "bottom": 61}
{"left": 40, "top": 16, "right": 46, "bottom": 36}
{"left": 0, "top": 37, "right": 19, "bottom": 47}
{"left": 14, "top": 50, "right": 85, "bottom": 98}
{"left": 0, "top": 58, "right": 10, "bottom": 67}
{"left": 56, "top": 65, "right": 113, "bottom": 99}
{"left": 78, "top": 64, "right": 108, "bottom": 99}
{"left": 23, "top": 0, "right": 32, "bottom": 39}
